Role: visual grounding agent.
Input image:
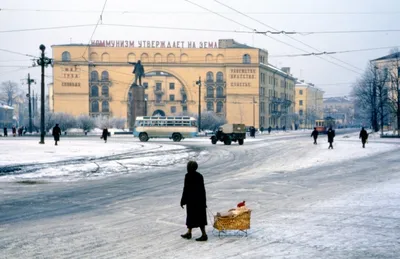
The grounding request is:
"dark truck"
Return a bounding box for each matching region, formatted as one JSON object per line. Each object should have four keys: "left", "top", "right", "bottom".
{"left": 210, "top": 124, "right": 246, "bottom": 145}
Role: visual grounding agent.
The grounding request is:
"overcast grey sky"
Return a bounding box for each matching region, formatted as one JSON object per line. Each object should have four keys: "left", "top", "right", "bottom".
{"left": 1, "top": 0, "right": 399, "bottom": 97}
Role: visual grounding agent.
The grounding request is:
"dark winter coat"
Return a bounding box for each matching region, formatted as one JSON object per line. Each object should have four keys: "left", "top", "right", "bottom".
{"left": 311, "top": 130, "right": 319, "bottom": 139}
{"left": 359, "top": 129, "right": 368, "bottom": 143}
{"left": 180, "top": 163, "right": 207, "bottom": 228}
{"left": 102, "top": 129, "right": 109, "bottom": 140}
{"left": 52, "top": 126, "right": 61, "bottom": 141}
{"left": 327, "top": 129, "right": 335, "bottom": 143}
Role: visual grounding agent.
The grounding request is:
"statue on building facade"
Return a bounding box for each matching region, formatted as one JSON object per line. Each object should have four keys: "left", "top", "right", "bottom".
{"left": 128, "top": 60, "right": 145, "bottom": 87}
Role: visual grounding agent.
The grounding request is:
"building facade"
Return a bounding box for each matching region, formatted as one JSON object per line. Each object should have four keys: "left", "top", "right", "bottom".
{"left": 323, "top": 97, "right": 355, "bottom": 127}
{"left": 295, "top": 81, "right": 324, "bottom": 129}
{"left": 372, "top": 52, "right": 400, "bottom": 131}
{"left": 52, "top": 39, "right": 296, "bottom": 129}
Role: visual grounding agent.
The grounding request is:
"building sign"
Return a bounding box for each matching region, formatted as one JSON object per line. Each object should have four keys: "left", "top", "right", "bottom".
{"left": 229, "top": 68, "right": 256, "bottom": 87}
{"left": 61, "top": 66, "right": 81, "bottom": 87}
{"left": 91, "top": 40, "right": 219, "bottom": 49}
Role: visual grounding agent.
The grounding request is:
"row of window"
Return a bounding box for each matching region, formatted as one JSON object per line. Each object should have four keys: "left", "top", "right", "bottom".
{"left": 136, "top": 120, "right": 196, "bottom": 127}
{"left": 261, "top": 72, "right": 294, "bottom": 89}
{"left": 91, "top": 71, "right": 109, "bottom": 81}
{"left": 207, "top": 101, "right": 224, "bottom": 113}
{"left": 61, "top": 51, "right": 252, "bottom": 64}
{"left": 90, "top": 85, "right": 109, "bottom": 97}
{"left": 206, "top": 71, "right": 224, "bottom": 82}
{"left": 91, "top": 101, "right": 109, "bottom": 113}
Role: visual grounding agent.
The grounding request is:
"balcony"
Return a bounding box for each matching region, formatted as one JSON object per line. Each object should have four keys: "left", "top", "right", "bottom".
{"left": 271, "top": 111, "right": 282, "bottom": 117}
{"left": 154, "top": 101, "right": 165, "bottom": 106}
{"left": 270, "top": 97, "right": 283, "bottom": 104}
{"left": 154, "top": 88, "right": 164, "bottom": 95}
{"left": 89, "top": 94, "right": 112, "bottom": 101}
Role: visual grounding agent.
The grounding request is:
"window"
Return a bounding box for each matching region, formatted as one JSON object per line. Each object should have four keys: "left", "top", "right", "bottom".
{"left": 207, "top": 101, "right": 214, "bottom": 111}
{"left": 169, "top": 94, "right": 175, "bottom": 101}
{"left": 91, "top": 71, "right": 99, "bottom": 81}
{"left": 217, "top": 101, "right": 223, "bottom": 113}
{"left": 183, "top": 106, "right": 187, "bottom": 112}
{"left": 101, "top": 71, "right": 109, "bottom": 81}
{"left": 156, "top": 94, "right": 162, "bottom": 103}
{"left": 206, "top": 71, "right": 214, "bottom": 82}
{"left": 144, "top": 94, "right": 148, "bottom": 100}
{"left": 156, "top": 83, "right": 162, "bottom": 91}
{"left": 170, "top": 106, "right": 176, "bottom": 113}
{"left": 91, "top": 101, "right": 99, "bottom": 112}
{"left": 102, "top": 101, "right": 109, "bottom": 112}
{"left": 207, "top": 86, "right": 214, "bottom": 98}
{"left": 169, "top": 83, "right": 175, "bottom": 90}
{"left": 299, "top": 90, "right": 303, "bottom": 95}
{"left": 299, "top": 100, "right": 303, "bottom": 106}
{"left": 91, "top": 85, "right": 99, "bottom": 97}
{"left": 299, "top": 110, "right": 303, "bottom": 116}
{"left": 243, "top": 54, "right": 251, "bottom": 64}
{"left": 182, "top": 93, "right": 187, "bottom": 103}
{"left": 216, "top": 72, "right": 223, "bottom": 82}
{"left": 216, "top": 86, "right": 224, "bottom": 98}
{"left": 102, "top": 85, "right": 109, "bottom": 97}
{"left": 143, "top": 82, "right": 148, "bottom": 89}
{"left": 62, "top": 51, "right": 71, "bottom": 62}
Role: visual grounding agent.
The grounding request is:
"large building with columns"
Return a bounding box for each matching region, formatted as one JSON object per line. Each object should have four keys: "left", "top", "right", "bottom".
{"left": 51, "top": 39, "right": 296, "bottom": 129}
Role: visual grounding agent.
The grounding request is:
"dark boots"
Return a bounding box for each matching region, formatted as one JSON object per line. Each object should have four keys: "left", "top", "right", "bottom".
{"left": 195, "top": 235, "right": 208, "bottom": 241}
{"left": 181, "top": 233, "right": 192, "bottom": 239}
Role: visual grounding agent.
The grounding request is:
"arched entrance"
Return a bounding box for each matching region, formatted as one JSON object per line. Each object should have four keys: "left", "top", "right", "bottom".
{"left": 127, "top": 70, "right": 190, "bottom": 129}
{"left": 152, "top": 110, "right": 166, "bottom": 116}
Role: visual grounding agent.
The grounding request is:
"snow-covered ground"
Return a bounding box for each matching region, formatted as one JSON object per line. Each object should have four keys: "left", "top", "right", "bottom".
{"left": 1, "top": 131, "right": 400, "bottom": 258}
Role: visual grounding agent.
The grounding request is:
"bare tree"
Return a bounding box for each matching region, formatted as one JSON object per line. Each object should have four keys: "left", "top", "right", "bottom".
{"left": 201, "top": 111, "right": 227, "bottom": 131}
{"left": 77, "top": 115, "right": 96, "bottom": 132}
{"left": 0, "top": 81, "right": 23, "bottom": 106}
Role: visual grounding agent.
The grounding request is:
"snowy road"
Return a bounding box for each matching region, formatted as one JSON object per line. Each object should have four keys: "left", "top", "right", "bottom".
{"left": 1, "top": 132, "right": 400, "bottom": 259}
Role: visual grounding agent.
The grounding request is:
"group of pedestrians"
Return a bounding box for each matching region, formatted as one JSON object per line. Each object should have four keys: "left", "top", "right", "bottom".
{"left": 311, "top": 126, "right": 369, "bottom": 149}
{"left": 2, "top": 126, "right": 27, "bottom": 137}
{"left": 50, "top": 124, "right": 110, "bottom": 145}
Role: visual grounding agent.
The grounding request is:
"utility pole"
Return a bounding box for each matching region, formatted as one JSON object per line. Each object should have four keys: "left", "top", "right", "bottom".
{"left": 36, "top": 44, "right": 53, "bottom": 144}
{"left": 25, "top": 73, "right": 35, "bottom": 133}
{"left": 196, "top": 77, "right": 202, "bottom": 132}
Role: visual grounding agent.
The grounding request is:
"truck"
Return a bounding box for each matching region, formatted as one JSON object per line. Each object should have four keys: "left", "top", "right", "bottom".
{"left": 210, "top": 124, "right": 246, "bottom": 145}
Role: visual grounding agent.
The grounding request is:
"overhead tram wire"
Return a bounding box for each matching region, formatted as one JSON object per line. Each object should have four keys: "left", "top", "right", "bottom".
{"left": 213, "top": 0, "right": 363, "bottom": 74}
{"left": 1, "top": 23, "right": 400, "bottom": 36}
{"left": 0, "top": 48, "right": 38, "bottom": 58}
{"left": 81, "top": 0, "right": 108, "bottom": 60}
{"left": 2, "top": 8, "right": 400, "bottom": 15}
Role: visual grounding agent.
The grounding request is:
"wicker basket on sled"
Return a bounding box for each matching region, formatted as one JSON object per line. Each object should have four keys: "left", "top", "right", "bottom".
{"left": 213, "top": 210, "right": 251, "bottom": 231}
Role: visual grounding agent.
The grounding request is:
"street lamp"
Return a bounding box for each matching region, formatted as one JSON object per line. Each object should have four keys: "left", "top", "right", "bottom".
{"left": 36, "top": 44, "right": 53, "bottom": 144}
{"left": 144, "top": 97, "right": 147, "bottom": 116}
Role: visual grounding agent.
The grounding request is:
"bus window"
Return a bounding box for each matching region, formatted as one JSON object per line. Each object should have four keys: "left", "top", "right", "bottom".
{"left": 175, "top": 121, "right": 183, "bottom": 126}
{"left": 191, "top": 121, "right": 197, "bottom": 127}
{"left": 135, "top": 120, "right": 143, "bottom": 126}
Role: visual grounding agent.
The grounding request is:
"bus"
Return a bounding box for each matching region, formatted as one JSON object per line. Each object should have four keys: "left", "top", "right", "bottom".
{"left": 315, "top": 117, "right": 336, "bottom": 134}
{"left": 133, "top": 116, "right": 198, "bottom": 142}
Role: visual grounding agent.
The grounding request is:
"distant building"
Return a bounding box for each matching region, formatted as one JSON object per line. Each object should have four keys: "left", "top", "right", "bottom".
{"left": 52, "top": 38, "right": 297, "bottom": 129}
{"left": 323, "top": 96, "right": 355, "bottom": 126}
{"left": 0, "top": 102, "right": 14, "bottom": 128}
{"left": 295, "top": 81, "right": 324, "bottom": 129}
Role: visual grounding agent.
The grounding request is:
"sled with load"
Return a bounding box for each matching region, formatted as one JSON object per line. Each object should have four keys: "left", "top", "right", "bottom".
{"left": 212, "top": 201, "right": 251, "bottom": 237}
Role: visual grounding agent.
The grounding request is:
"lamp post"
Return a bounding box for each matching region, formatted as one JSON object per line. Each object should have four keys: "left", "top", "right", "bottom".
{"left": 195, "top": 77, "right": 202, "bottom": 132}
{"left": 25, "top": 73, "right": 35, "bottom": 133}
{"left": 144, "top": 97, "right": 147, "bottom": 116}
{"left": 36, "top": 44, "right": 53, "bottom": 144}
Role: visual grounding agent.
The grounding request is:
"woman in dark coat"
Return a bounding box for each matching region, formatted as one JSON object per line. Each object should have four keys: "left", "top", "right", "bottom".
{"left": 101, "top": 128, "right": 108, "bottom": 143}
{"left": 359, "top": 127, "right": 368, "bottom": 148}
{"left": 180, "top": 161, "right": 208, "bottom": 241}
{"left": 52, "top": 124, "right": 61, "bottom": 145}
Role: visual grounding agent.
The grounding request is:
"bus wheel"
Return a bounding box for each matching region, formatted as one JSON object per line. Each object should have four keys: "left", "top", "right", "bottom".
{"left": 139, "top": 133, "right": 149, "bottom": 142}
{"left": 238, "top": 139, "right": 244, "bottom": 145}
{"left": 224, "top": 136, "right": 231, "bottom": 145}
{"left": 172, "top": 133, "right": 182, "bottom": 142}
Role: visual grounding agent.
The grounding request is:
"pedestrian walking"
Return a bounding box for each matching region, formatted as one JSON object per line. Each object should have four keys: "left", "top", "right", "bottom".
{"left": 267, "top": 126, "right": 272, "bottom": 134}
{"left": 250, "top": 126, "right": 256, "bottom": 138}
{"left": 12, "top": 126, "right": 16, "bottom": 137}
{"left": 260, "top": 126, "right": 264, "bottom": 134}
{"left": 311, "top": 127, "right": 319, "bottom": 144}
{"left": 3, "top": 127, "right": 7, "bottom": 137}
{"left": 52, "top": 123, "right": 61, "bottom": 146}
{"left": 327, "top": 127, "right": 335, "bottom": 149}
{"left": 101, "top": 127, "right": 109, "bottom": 143}
{"left": 180, "top": 161, "right": 208, "bottom": 242}
{"left": 359, "top": 127, "right": 368, "bottom": 148}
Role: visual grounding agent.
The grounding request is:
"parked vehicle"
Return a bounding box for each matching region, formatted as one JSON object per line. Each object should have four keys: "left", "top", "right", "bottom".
{"left": 133, "top": 116, "right": 197, "bottom": 142}
{"left": 210, "top": 123, "right": 246, "bottom": 145}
